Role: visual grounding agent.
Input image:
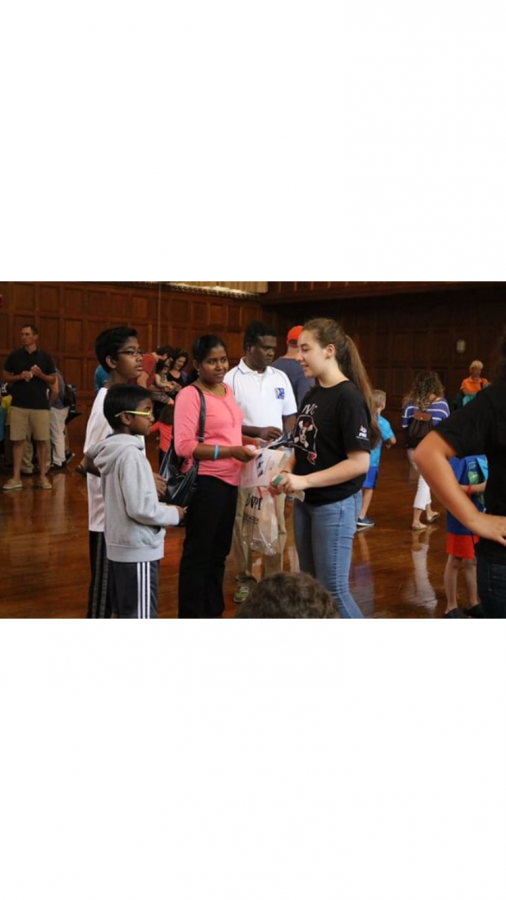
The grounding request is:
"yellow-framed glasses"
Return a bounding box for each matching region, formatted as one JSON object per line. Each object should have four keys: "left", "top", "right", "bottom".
{"left": 114, "top": 410, "right": 154, "bottom": 418}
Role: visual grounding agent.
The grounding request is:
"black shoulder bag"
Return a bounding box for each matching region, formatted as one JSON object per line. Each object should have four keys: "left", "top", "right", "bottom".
{"left": 160, "top": 387, "right": 206, "bottom": 510}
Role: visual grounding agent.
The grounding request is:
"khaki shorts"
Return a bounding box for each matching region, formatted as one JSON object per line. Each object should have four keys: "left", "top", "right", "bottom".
{"left": 10, "top": 407, "right": 51, "bottom": 442}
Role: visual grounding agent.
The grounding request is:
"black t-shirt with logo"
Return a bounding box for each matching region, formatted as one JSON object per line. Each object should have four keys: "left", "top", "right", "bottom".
{"left": 3, "top": 348, "right": 56, "bottom": 410}
{"left": 436, "top": 383, "right": 506, "bottom": 564}
{"left": 293, "top": 381, "right": 372, "bottom": 506}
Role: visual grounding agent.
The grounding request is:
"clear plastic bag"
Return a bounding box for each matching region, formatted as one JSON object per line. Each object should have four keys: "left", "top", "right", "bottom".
{"left": 242, "top": 487, "right": 279, "bottom": 556}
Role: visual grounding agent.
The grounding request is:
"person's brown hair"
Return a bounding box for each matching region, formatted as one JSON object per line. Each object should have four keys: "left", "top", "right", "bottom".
{"left": 303, "top": 318, "right": 380, "bottom": 447}
{"left": 372, "top": 389, "right": 386, "bottom": 408}
{"left": 236, "top": 572, "right": 338, "bottom": 619}
{"left": 403, "top": 370, "right": 445, "bottom": 411}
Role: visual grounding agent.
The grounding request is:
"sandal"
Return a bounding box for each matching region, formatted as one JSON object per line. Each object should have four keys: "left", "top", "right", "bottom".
{"left": 411, "top": 522, "right": 427, "bottom": 531}
{"left": 426, "top": 513, "right": 440, "bottom": 524}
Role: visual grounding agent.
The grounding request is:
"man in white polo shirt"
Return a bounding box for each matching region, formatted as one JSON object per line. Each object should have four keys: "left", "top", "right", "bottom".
{"left": 224, "top": 321, "right": 297, "bottom": 602}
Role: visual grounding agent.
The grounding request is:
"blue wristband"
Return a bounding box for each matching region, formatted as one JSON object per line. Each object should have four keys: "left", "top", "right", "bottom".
{"left": 214, "top": 445, "right": 219, "bottom": 460}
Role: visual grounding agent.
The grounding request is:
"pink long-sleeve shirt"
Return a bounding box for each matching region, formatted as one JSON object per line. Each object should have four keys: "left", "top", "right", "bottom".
{"left": 174, "top": 384, "right": 244, "bottom": 486}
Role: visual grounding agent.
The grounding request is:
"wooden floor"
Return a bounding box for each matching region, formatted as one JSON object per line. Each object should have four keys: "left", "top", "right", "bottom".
{"left": 1, "top": 440, "right": 453, "bottom": 618}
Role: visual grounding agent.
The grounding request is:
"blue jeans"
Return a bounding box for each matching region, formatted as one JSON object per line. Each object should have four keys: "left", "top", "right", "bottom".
{"left": 294, "top": 494, "right": 363, "bottom": 619}
{"left": 477, "top": 556, "right": 506, "bottom": 618}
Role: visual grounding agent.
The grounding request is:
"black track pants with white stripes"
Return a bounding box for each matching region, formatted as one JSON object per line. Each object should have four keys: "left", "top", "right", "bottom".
{"left": 87, "top": 531, "right": 112, "bottom": 619}
{"left": 108, "top": 560, "right": 160, "bottom": 619}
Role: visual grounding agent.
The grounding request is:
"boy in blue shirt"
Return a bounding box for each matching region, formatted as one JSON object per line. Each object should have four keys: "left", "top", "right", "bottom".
{"left": 444, "top": 455, "right": 487, "bottom": 618}
{"left": 357, "top": 390, "right": 396, "bottom": 529}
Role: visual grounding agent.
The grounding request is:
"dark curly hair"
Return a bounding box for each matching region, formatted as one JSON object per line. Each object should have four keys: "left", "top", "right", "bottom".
{"left": 236, "top": 572, "right": 338, "bottom": 619}
{"left": 403, "top": 370, "right": 445, "bottom": 411}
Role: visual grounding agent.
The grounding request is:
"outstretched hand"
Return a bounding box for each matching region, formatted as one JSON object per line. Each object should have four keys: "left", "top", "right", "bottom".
{"left": 232, "top": 445, "right": 259, "bottom": 463}
{"left": 259, "top": 426, "right": 283, "bottom": 441}
{"left": 473, "top": 513, "right": 506, "bottom": 547}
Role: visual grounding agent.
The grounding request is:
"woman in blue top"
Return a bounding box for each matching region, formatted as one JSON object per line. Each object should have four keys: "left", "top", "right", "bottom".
{"left": 402, "top": 371, "right": 450, "bottom": 531}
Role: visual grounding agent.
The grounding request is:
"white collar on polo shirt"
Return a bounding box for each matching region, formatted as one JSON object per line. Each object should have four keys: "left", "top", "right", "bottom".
{"left": 238, "top": 358, "right": 273, "bottom": 377}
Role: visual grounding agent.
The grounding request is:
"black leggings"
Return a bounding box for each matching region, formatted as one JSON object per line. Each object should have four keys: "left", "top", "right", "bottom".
{"left": 178, "top": 476, "right": 238, "bottom": 618}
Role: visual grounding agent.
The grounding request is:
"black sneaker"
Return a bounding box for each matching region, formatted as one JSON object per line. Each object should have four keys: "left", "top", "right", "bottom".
{"left": 357, "top": 517, "right": 375, "bottom": 529}
{"left": 464, "top": 603, "right": 484, "bottom": 618}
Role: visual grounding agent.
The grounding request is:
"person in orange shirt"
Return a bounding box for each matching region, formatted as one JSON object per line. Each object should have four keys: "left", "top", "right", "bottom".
{"left": 461, "top": 360, "right": 490, "bottom": 396}
{"left": 150, "top": 402, "right": 174, "bottom": 469}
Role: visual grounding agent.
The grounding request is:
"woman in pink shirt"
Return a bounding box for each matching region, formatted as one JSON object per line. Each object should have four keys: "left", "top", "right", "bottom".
{"left": 174, "top": 335, "right": 257, "bottom": 618}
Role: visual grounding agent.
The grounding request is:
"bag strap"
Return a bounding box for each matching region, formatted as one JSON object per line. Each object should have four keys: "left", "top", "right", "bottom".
{"left": 161, "top": 385, "right": 206, "bottom": 476}
{"left": 193, "top": 386, "right": 206, "bottom": 443}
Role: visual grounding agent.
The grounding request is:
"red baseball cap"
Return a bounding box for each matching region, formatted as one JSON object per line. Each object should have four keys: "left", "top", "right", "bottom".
{"left": 287, "top": 325, "right": 304, "bottom": 344}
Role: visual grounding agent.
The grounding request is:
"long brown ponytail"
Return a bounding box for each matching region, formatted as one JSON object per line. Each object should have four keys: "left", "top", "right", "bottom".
{"left": 304, "top": 318, "right": 381, "bottom": 448}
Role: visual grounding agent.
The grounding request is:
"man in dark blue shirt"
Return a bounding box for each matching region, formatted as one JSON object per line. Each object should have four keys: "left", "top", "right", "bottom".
{"left": 2, "top": 324, "right": 56, "bottom": 491}
{"left": 273, "top": 325, "right": 315, "bottom": 408}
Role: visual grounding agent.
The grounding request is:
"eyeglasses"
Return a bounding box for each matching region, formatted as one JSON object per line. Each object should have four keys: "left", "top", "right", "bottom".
{"left": 117, "top": 349, "right": 144, "bottom": 358}
{"left": 114, "top": 410, "right": 154, "bottom": 418}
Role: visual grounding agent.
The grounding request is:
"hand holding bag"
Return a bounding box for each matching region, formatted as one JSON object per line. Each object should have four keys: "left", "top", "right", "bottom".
{"left": 160, "top": 387, "right": 206, "bottom": 510}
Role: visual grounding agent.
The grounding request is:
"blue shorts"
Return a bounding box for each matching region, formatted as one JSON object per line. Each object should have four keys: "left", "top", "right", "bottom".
{"left": 363, "top": 465, "right": 379, "bottom": 490}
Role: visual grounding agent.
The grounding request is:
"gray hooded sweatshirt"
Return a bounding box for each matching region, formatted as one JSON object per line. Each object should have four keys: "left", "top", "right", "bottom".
{"left": 87, "top": 434, "right": 179, "bottom": 563}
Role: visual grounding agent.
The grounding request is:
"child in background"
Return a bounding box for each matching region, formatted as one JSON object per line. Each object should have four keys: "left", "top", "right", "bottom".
{"left": 86, "top": 384, "right": 184, "bottom": 619}
{"left": 357, "top": 389, "right": 396, "bottom": 529}
{"left": 444, "top": 455, "right": 488, "bottom": 619}
{"left": 150, "top": 401, "right": 174, "bottom": 469}
{"left": 152, "top": 358, "right": 176, "bottom": 395}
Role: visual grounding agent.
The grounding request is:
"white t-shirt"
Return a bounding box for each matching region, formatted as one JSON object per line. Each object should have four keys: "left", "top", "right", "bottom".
{"left": 224, "top": 359, "right": 297, "bottom": 429}
{"left": 84, "top": 387, "right": 146, "bottom": 531}
{"left": 84, "top": 389, "right": 111, "bottom": 532}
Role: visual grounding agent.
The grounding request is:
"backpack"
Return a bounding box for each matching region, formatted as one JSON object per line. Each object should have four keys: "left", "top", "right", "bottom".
{"left": 62, "top": 383, "right": 77, "bottom": 409}
{"left": 405, "top": 410, "right": 433, "bottom": 449}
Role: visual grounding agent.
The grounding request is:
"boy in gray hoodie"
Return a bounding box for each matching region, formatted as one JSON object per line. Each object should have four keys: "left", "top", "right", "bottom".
{"left": 87, "top": 384, "right": 185, "bottom": 618}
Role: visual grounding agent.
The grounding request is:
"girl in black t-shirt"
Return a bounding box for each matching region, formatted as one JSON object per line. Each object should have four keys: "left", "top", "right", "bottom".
{"left": 415, "top": 331, "right": 506, "bottom": 617}
{"left": 277, "top": 318, "right": 379, "bottom": 619}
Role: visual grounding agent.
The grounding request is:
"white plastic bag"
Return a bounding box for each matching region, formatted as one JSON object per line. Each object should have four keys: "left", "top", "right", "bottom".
{"left": 242, "top": 487, "right": 279, "bottom": 556}
{"left": 240, "top": 449, "right": 287, "bottom": 489}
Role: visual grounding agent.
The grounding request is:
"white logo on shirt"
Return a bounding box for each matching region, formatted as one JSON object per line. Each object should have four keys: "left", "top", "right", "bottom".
{"left": 357, "top": 425, "right": 368, "bottom": 440}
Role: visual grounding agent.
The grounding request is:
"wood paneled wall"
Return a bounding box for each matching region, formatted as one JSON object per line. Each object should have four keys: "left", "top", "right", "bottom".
{"left": 266, "top": 281, "right": 464, "bottom": 302}
{"left": 264, "top": 284, "right": 506, "bottom": 430}
{"left": 0, "top": 281, "right": 275, "bottom": 438}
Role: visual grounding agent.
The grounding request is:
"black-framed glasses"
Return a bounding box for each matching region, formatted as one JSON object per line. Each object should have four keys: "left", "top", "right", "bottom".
{"left": 117, "top": 349, "right": 144, "bottom": 358}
